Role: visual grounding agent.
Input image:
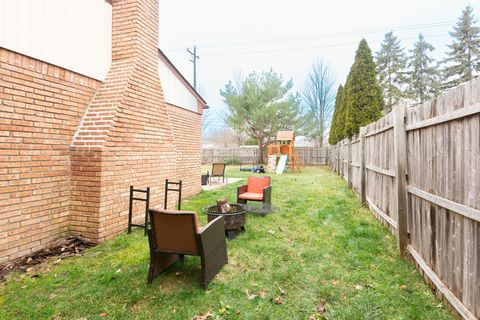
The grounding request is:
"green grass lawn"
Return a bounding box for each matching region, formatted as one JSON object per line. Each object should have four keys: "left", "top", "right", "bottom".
{"left": 0, "top": 167, "right": 454, "bottom": 320}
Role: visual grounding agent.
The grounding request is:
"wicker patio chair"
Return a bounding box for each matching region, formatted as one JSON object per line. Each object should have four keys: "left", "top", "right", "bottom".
{"left": 237, "top": 176, "right": 272, "bottom": 212}
{"left": 209, "top": 163, "right": 227, "bottom": 184}
{"left": 147, "top": 209, "right": 228, "bottom": 289}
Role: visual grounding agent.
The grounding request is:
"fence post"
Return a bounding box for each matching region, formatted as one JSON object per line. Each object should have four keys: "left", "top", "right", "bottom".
{"left": 337, "top": 141, "right": 342, "bottom": 175}
{"left": 340, "top": 142, "right": 343, "bottom": 176}
{"left": 393, "top": 103, "right": 409, "bottom": 255}
{"left": 359, "top": 127, "right": 366, "bottom": 204}
{"left": 347, "top": 139, "right": 352, "bottom": 187}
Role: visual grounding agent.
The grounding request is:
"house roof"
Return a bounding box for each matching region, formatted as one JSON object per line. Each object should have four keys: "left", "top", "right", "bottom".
{"left": 276, "top": 131, "right": 295, "bottom": 141}
{"left": 157, "top": 49, "right": 208, "bottom": 109}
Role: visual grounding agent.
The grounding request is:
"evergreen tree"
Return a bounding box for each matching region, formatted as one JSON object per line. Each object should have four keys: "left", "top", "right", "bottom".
{"left": 407, "top": 33, "right": 439, "bottom": 103}
{"left": 344, "top": 39, "right": 384, "bottom": 138}
{"left": 442, "top": 5, "right": 480, "bottom": 88}
{"left": 375, "top": 31, "right": 408, "bottom": 112}
{"left": 328, "top": 84, "right": 344, "bottom": 145}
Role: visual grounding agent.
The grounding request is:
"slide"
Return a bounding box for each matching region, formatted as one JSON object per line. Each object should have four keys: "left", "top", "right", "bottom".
{"left": 276, "top": 155, "right": 288, "bottom": 175}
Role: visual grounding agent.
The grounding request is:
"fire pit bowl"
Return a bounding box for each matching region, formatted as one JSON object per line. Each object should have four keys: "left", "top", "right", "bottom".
{"left": 202, "top": 204, "right": 247, "bottom": 239}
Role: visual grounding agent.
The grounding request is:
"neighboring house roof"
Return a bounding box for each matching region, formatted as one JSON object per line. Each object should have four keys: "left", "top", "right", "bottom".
{"left": 276, "top": 131, "right": 295, "bottom": 141}
{"left": 158, "top": 49, "right": 208, "bottom": 109}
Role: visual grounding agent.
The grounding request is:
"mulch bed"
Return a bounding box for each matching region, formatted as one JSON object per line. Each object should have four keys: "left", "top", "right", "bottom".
{"left": 0, "top": 236, "right": 95, "bottom": 282}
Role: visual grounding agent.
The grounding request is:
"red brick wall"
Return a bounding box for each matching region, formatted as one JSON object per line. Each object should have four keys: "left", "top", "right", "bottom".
{"left": 0, "top": 0, "right": 203, "bottom": 263}
{"left": 70, "top": 0, "right": 202, "bottom": 242}
{"left": 0, "top": 48, "right": 100, "bottom": 263}
{"left": 166, "top": 103, "right": 202, "bottom": 198}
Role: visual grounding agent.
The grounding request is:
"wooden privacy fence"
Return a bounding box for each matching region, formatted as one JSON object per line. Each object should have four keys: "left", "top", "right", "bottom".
{"left": 330, "top": 79, "right": 480, "bottom": 320}
{"left": 202, "top": 147, "right": 260, "bottom": 164}
{"left": 202, "top": 146, "right": 330, "bottom": 165}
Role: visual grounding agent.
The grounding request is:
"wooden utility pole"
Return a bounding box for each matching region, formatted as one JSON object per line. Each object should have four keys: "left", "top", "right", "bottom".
{"left": 187, "top": 46, "right": 199, "bottom": 90}
{"left": 393, "top": 103, "right": 409, "bottom": 255}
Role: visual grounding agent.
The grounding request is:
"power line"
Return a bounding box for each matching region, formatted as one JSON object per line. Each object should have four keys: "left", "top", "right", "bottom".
{"left": 199, "top": 33, "right": 450, "bottom": 58}
{"left": 165, "top": 20, "right": 454, "bottom": 53}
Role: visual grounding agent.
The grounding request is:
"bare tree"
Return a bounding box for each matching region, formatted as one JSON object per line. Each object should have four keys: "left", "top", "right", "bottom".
{"left": 202, "top": 109, "right": 212, "bottom": 135}
{"left": 302, "top": 60, "right": 336, "bottom": 147}
{"left": 207, "top": 129, "right": 240, "bottom": 147}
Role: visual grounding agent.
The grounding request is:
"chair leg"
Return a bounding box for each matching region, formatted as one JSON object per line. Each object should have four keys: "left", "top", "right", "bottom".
{"left": 147, "top": 252, "right": 183, "bottom": 284}
{"left": 200, "top": 245, "right": 228, "bottom": 289}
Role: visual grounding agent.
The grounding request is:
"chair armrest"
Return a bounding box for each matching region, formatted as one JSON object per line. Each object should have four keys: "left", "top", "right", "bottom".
{"left": 237, "top": 184, "right": 248, "bottom": 194}
{"left": 263, "top": 185, "right": 272, "bottom": 204}
{"left": 199, "top": 215, "right": 224, "bottom": 234}
{"left": 197, "top": 216, "right": 228, "bottom": 288}
{"left": 198, "top": 216, "right": 226, "bottom": 254}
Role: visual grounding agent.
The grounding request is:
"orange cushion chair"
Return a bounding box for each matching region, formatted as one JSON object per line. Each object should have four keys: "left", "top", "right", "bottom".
{"left": 237, "top": 176, "right": 272, "bottom": 211}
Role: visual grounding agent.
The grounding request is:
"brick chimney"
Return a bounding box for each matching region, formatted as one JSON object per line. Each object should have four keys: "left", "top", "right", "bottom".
{"left": 111, "top": 0, "right": 160, "bottom": 66}
{"left": 70, "top": 0, "right": 177, "bottom": 241}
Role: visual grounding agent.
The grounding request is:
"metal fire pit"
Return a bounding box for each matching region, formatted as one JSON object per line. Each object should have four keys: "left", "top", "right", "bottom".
{"left": 202, "top": 204, "right": 246, "bottom": 239}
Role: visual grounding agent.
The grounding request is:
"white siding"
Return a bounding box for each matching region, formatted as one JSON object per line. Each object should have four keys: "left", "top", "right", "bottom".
{"left": 158, "top": 58, "right": 198, "bottom": 113}
{"left": 0, "top": 0, "right": 112, "bottom": 81}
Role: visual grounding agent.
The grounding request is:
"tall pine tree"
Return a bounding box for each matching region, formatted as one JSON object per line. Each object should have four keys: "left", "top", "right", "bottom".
{"left": 328, "top": 84, "right": 344, "bottom": 145}
{"left": 344, "top": 39, "right": 384, "bottom": 138}
{"left": 375, "top": 31, "right": 408, "bottom": 112}
{"left": 407, "top": 33, "right": 439, "bottom": 103}
{"left": 442, "top": 5, "right": 480, "bottom": 88}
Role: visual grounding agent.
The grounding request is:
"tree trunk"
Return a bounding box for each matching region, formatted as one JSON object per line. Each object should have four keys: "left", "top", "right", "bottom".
{"left": 258, "top": 143, "right": 264, "bottom": 164}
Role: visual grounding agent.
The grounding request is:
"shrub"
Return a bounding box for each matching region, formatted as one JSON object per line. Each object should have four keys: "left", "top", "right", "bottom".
{"left": 223, "top": 157, "right": 241, "bottom": 165}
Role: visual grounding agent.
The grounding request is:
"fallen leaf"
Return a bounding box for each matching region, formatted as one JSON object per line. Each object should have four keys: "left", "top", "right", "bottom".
{"left": 354, "top": 284, "right": 363, "bottom": 290}
{"left": 332, "top": 279, "right": 338, "bottom": 286}
{"left": 272, "top": 297, "right": 283, "bottom": 305}
{"left": 99, "top": 313, "right": 108, "bottom": 317}
{"left": 308, "top": 315, "right": 317, "bottom": 320}
{"left": 246, "top": 290, "right": 258, "bottom": 300}
{"left": 192, "top": 310, "right": 213, "bottom": 320}
{"left": 317, "top": 299, "right": 326, "bottom": 313}
{"left": 53, "top": 259, "right": 62, "bottom": 265}
{"left": 258, "top": 289, "right": 268, "bottom": 298}
{"left": 267, "top": 229, "right": 275, "bottom": 235}
{"left": 400, "top": 284, "right": 408, "bottom": 290}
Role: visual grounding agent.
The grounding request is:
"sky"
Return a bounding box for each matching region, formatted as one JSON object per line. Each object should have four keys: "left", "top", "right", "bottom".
{"left": 158, "top": 0, "right": 479, "bottom": 134}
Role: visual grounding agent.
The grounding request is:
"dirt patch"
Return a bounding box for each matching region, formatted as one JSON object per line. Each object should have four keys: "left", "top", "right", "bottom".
{"left": 0, "top": 236, "right": 95, "bottom": 282}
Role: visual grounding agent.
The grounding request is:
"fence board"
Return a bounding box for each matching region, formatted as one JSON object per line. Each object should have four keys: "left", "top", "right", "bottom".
{"left": 331, "top": 79, "right": 480, "bottom": 319}
{"left": 364, "top": 112, "right": 396, "bottom": 229}
{"left": 202, "top": 146, "right": 330, "bottom": 165}
{"left": 405, "top": 79, "right": 480, "bottom": 318}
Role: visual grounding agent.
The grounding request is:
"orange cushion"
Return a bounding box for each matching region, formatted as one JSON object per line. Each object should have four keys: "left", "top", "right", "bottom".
{"left": 238, "top": 192, "right": 264, "bottom": 201}
{"left": 247, "top": 176, "right": 270, "bottom": 194}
